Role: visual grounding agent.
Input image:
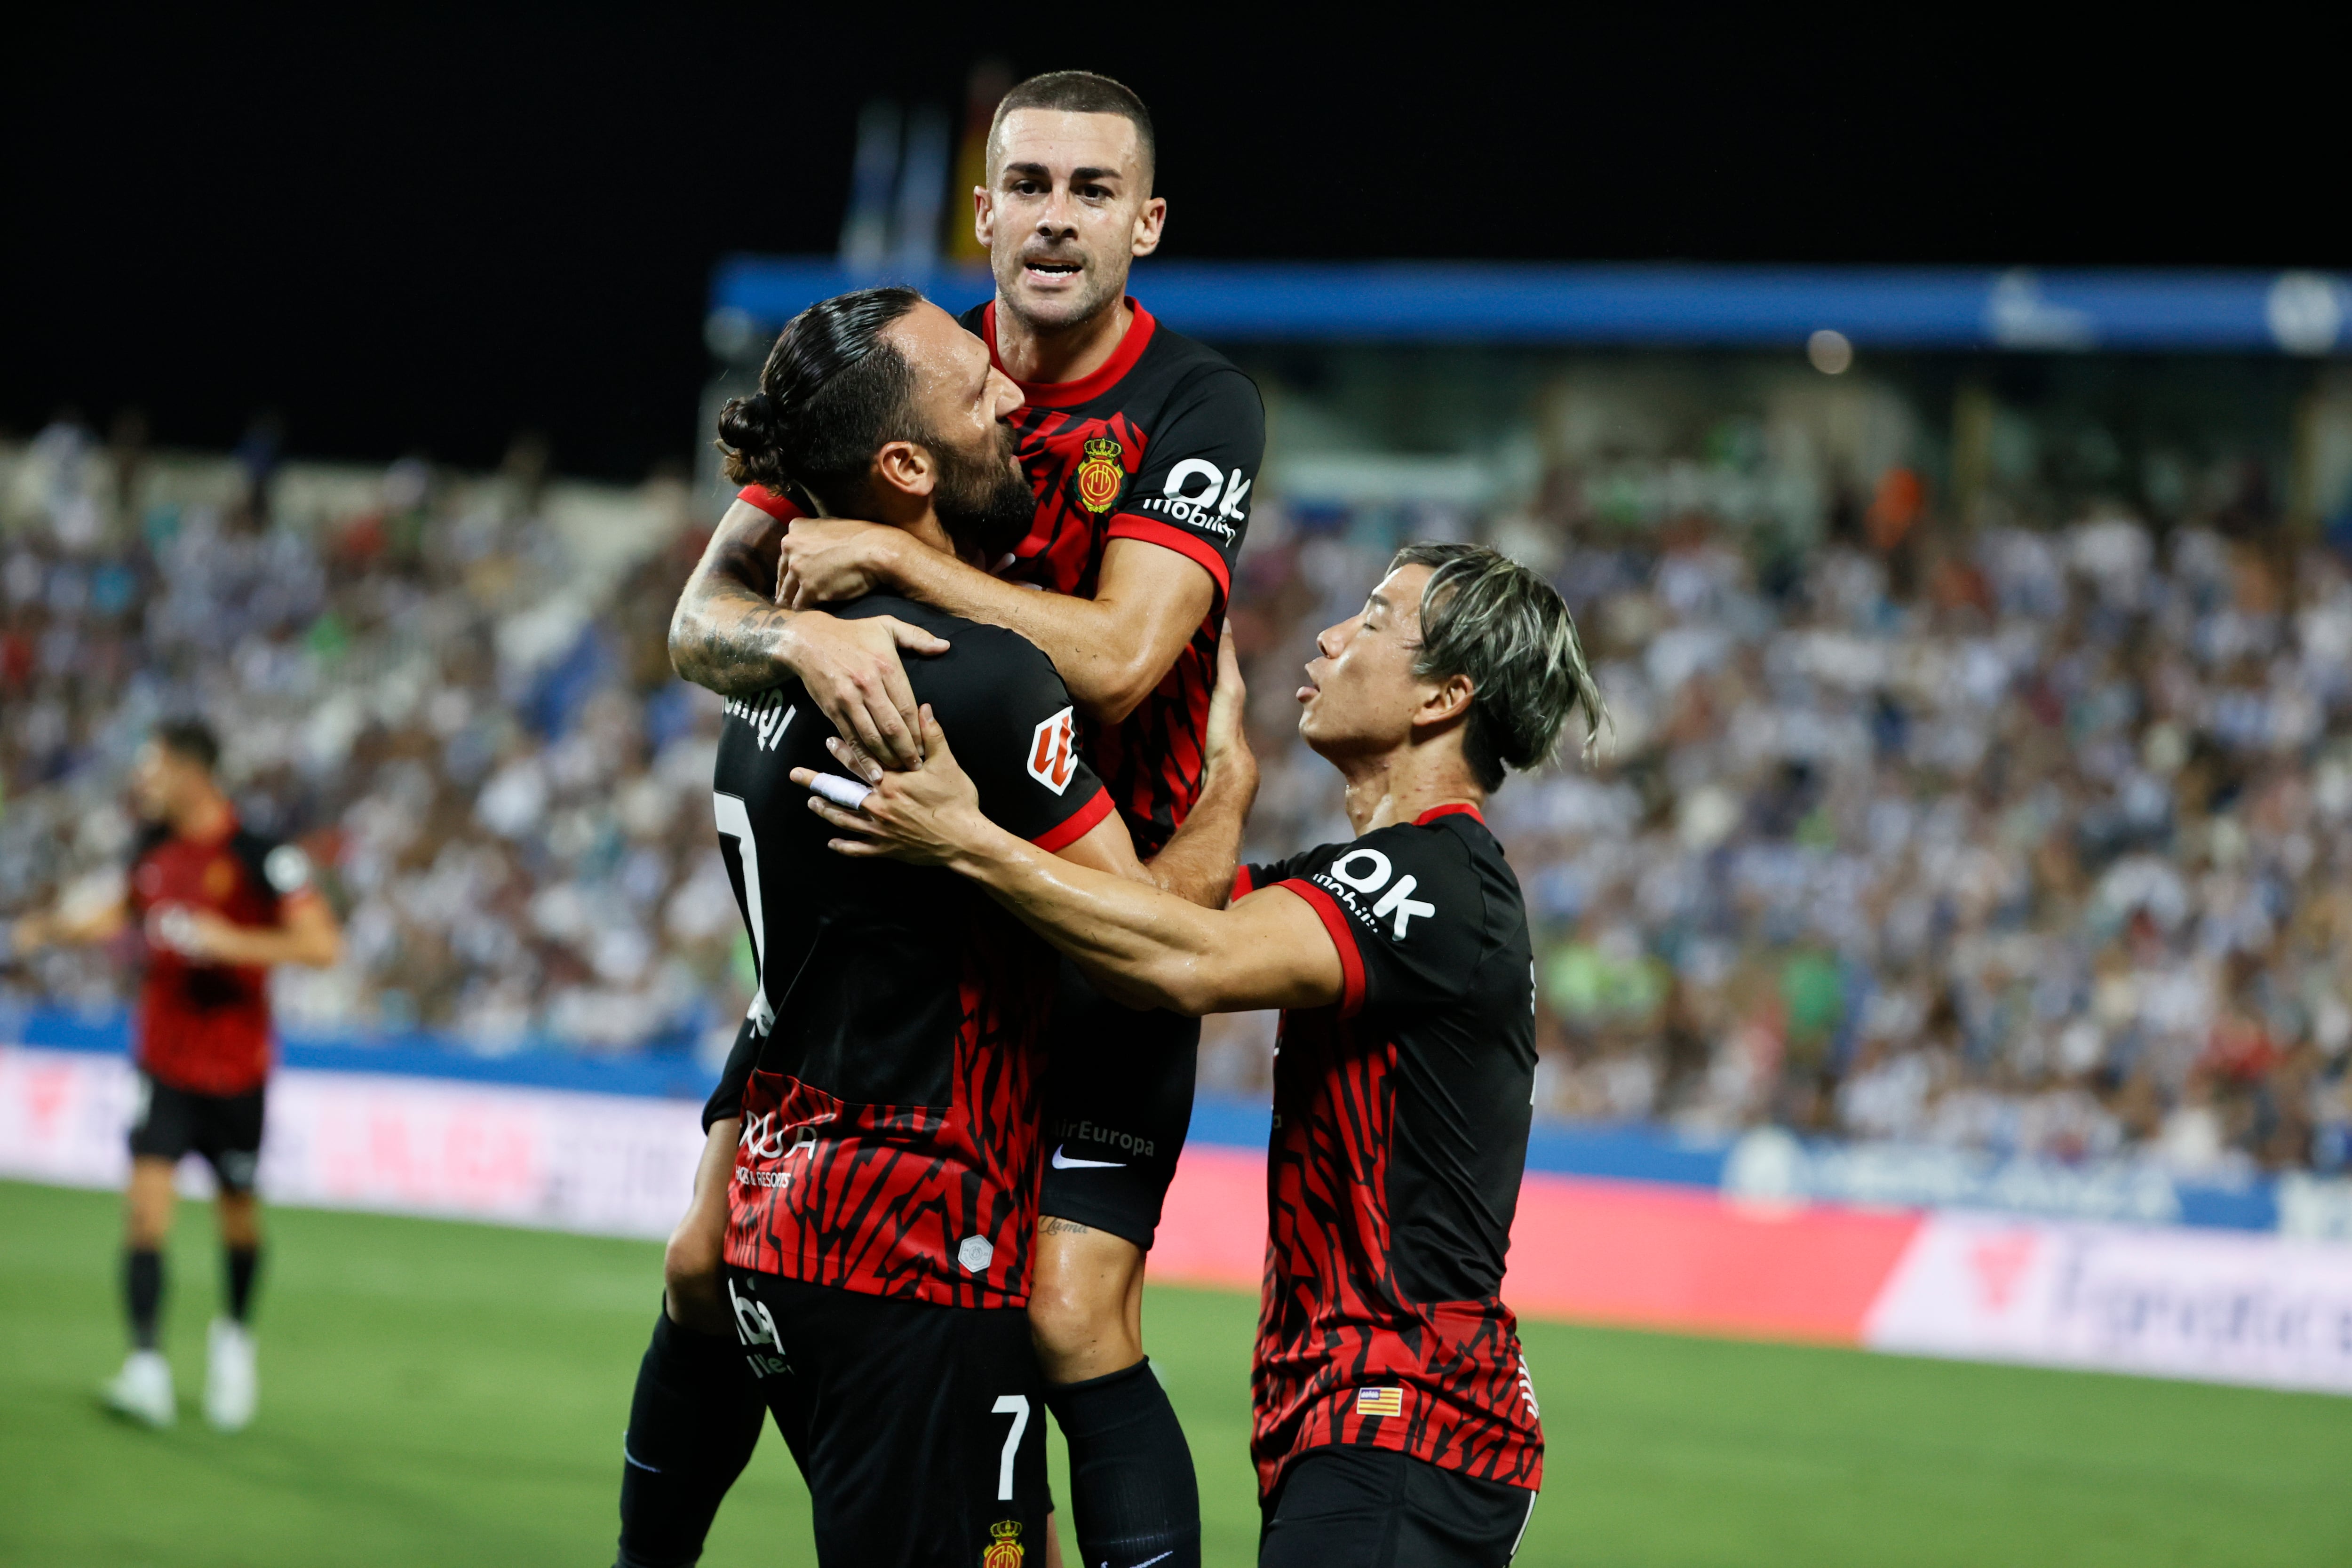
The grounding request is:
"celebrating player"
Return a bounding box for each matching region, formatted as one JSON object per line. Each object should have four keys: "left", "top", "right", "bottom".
{"left": 660, "top": 69, "right": 1259, "bottom": 1568}
{"left": 7, "top": 719, "right": 341, "bottom": 1431}
{"left": 800, "top": 545, "right": 1600, "bottom": 1567}
{"left": 618, "top": 285, "right": 1253, "bottom": 1567}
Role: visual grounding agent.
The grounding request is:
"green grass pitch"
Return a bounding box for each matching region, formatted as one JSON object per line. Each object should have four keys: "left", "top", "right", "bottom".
{"left": 2, "top": 1178, "right": 2347, "bottom": 1566}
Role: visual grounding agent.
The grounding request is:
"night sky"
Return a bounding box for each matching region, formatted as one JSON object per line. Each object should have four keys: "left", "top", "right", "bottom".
{"left": 4, "top": 11, "right": 2336, "bottom": 478}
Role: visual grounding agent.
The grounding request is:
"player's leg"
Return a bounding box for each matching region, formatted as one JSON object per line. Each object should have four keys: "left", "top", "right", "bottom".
{"left": 196, "top": 1084, "right": 266, "bottom": 1430}
{"left": 1257, "top": 1447, "right": 1536, "bottom": 1568}
{"left": 1032, "top": 974, "right": 1203, "bottom": 1568}
{"left": 614, "top": 1118, "right": 766, "bottom": 1568}
{"left": 104, "top": 1072, "right": 184, "bottom": 1425}
{"left": 738, "top": 1269, "right": 1048, "bottom": 1567}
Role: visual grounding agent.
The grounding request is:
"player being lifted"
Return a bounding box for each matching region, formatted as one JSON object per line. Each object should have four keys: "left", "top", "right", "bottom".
{"left": 618, "top": 286, "right": 1254, "bottom": 1566}
{"left": 7, "top": 719, "right": 342, "bottom": 1431}
{"left": 802, "top": 545, "right": 1600, "bottom": 1567}
{"left": 642, "top": 70, "right": 1259, "bottom": 1568}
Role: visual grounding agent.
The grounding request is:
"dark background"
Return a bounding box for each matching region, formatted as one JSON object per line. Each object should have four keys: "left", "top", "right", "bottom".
{"left": 4, "top": 10, "right": 2336, "bottom": 478}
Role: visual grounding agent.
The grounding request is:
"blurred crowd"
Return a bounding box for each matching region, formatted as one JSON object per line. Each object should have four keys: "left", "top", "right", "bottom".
{"left": 1220, "top": 474, "right": 2352, "bottom": 1178}
{"left": 0, "top": 417, "right": 748, "bottom": 1059}
{"left": 6, "top": 407, "right": 2352, "bottom": 1177}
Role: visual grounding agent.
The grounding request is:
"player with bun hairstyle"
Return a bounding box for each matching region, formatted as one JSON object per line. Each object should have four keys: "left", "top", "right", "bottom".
{"left": 617, "top": 284, "right": 1255, "bottom": 1568}
{"left": 801, "top": 544, "right": 1601, "bottom": 1568}
{"left": 671, "top": 68, "right": 1263, "bottom": 1568}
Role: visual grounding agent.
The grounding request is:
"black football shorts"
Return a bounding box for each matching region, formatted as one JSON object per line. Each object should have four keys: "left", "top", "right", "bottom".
{"left": 1259, "top": 1445, "right": 1539, "bottom": 1568}
{"left": 723, "top": 1267, "right": 1048, "bottom": 1566}
{"left": 1036, "top": 959, "right": 1200, "bottom": 1251}
{"left": 127, "top": 1071, "right": 265, "bottom": 1194}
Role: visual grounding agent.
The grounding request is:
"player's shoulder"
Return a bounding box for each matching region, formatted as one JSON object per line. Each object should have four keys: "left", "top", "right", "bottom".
{"left": 1130, "top": 316, "right": 1261, "bottom": 414}
{"left": 957, "top": 299, "right": 989, "bottom": 336}
{"left": 1306, "top": 808, "right": 1512, "bottom": 942}
{"left": 844, "top": 595, "right": 1067, "bottom": 708}
{"left": 227, "top": 825, "right": 315, "bottom": 898}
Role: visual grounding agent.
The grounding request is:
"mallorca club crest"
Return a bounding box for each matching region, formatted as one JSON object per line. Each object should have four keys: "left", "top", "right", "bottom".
{"left": 1074, "top": 436, "right": 1125, "bottom": 514}
{"left": 981, "top": 1519, "right": 1024, "bottom": 1568}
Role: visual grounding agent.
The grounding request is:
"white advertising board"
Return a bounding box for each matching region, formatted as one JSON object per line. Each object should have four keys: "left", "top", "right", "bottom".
{"left": 1865, "top": 1210, "right": 2352, "bottom": 1394}
{"left": 0, "top": 1045, "right": 704, "bottom": 1240}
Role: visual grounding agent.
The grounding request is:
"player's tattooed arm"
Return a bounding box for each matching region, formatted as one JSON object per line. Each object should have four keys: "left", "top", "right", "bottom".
{"left": 669, "top": 500, "right": 949, "bottom": 769}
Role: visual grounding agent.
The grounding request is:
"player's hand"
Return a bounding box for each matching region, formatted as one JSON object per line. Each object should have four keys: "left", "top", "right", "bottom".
{"left": 778, "top": 518, "right": 902, "bottom": 610}
{"left": 780, "top": 611, "right": 949, "bottom": 772}
{"left": 147, "top": 905, "right": 239, "bottom": 961}
{"left": 1203, "top": 620, "right": 1254, "bottom": 777}
{"left": 793, "top": 706, "right": 990, "bottom": 866}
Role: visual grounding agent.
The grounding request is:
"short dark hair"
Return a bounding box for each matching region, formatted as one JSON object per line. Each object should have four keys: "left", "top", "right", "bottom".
{"left": 153, "top": 717, "right": 221, "bottom": 774}
{"left": 1390, "top": 542, "right": 1605, "bottom": 792}
{"left": 715, "top": 287, "right": 927, "bottom": 515}
{"left": 988, "top": 70, "right": 1156, "bottom": 191}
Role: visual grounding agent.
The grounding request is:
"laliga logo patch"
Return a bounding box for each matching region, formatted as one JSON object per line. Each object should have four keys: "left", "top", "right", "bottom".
{"left": 1027, "top": 706, "right": 1078, "bottom": 796}
{"left": 1073, "top": 436, "right": 1124, "bottom": 515}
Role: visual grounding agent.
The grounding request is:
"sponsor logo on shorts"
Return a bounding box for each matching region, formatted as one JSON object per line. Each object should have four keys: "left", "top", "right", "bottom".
{"left": 1355, "top": 1386, "right": 1404, "bottom": 1418}
{"left": 1049, "top": 1145, "right": 1123, "bottom": 1170}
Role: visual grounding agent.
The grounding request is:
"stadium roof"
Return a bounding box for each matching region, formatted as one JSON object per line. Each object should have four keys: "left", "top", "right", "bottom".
{"left": 710, "top": 258, "right": 2352, "bottom": 356}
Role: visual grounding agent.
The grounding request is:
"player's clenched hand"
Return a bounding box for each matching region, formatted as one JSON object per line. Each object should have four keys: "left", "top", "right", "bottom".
{"left": 777, "top": 518, "right": 903, "bottom": 611}
{"left": 781, "top": 611, "right": 948, "bottom": 772}
{"left": 793, "top": 706, "right": 991, "bottom": 867}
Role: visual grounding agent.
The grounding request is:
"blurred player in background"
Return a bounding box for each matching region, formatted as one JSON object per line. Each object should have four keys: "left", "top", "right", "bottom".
{"left": 6, "top": 718, "right": 341, "bottom": 1431}
{"left": 663, "top": 69, "right": 1260, "bottom": 1568}
{"left": 802, "top": 545, "right": 1598, "bottom": 1566}
{"left": 617, "top": 287, "right": 1253, "bottom": 1567}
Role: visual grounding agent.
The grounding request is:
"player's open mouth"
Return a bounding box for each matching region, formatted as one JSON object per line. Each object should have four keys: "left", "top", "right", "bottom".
{"left": 1023, "top": 260, "right": 1082, "bottom": 281}
{"left": 1296, "top": 679, "right": 1319, "bottom": 704}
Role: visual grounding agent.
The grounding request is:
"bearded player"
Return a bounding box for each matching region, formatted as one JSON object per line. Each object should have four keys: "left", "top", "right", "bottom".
{"left": 622, "top": 285, "right": 1250, "bottom": 1565}
{"left": 7, "top": 719, "right": 341, "bottom": 1431}
{"left": 803, "top": 545, "right": 1597, "bottom": 1565}
{"left": 654, "top": 70, "right": 1259, "bottom": 1568}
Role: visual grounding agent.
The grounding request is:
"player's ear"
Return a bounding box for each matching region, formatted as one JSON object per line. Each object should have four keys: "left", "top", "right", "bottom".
{"left": 1130, "top": 194, "right": 1167, "bottom": 259}
{"left": 972, "top": 184, "right": 995, "bottom": 249}
{"left": 1416, "top": 671, "right": 1474, "bottom": 730}
{"left": 872, "top": 440, "right": 937, "bottom": 501}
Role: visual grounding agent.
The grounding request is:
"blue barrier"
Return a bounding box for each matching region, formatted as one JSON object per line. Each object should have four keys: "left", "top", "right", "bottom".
{"left": 710, "top": 258, "right": 2352, "bottom": 354}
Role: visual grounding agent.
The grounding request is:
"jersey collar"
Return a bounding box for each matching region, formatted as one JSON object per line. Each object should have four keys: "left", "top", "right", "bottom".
{"left": 981, "top": 297, "right": 1157, "bottom": 409}
{"left": 1414, "top": 802, "right": 1486, "bottom": 826}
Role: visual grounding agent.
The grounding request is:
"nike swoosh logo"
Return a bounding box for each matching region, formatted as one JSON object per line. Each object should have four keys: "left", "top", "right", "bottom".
{"left": 622, "top": 1442, "right": 660, "bottom": 1473}
{"left": 1051, "top": 1145, "right": 1126, "bottom": 1170}
{"left": 1126, "top": 1553, "right": 1175, "bottom": 1568}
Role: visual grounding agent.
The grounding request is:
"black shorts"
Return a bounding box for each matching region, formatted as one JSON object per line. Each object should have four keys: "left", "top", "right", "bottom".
{"left": 127, "top": 1071, "right": 265, "bottom": 1194}
{"left": 723, "top": 1267, "right": 1048, "bottom": 1566}
{"left": 1037, "top": 959, "right": 1200, "bottom": 1250}
{"left": 1259, "top": 1446, "right": 1538, "bottom": 1568}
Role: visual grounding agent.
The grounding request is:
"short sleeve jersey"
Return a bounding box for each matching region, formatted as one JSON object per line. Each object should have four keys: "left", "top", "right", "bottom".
{"left": 739, "top": 295, "right": 1263, "bottom": 857}
{"left": 1238, "top": 804, "right": 1545, "bottom": 1497}
{"left": 710, "top": 595, "right": 1112, "bottom": 1310}
{"left": 126, "top": 820, "right": 315, "bottom": 1096}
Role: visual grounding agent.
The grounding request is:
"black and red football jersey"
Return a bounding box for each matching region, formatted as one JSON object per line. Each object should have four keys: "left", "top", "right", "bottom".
{"left": 126, "top": 818, "right": 315, "bottom": 1097}
{"left": 739, "top": 294, "right": 1263, "bottom": 857}
{"left": 1238, "top": 804, "right": 1545, "bottom": 1498}
{"left": 707, "top": 595, "right": 1112, "bottom": 1310}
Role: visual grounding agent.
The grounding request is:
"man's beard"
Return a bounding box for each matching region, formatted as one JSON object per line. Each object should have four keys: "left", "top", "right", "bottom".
{"left": 932, "top": 424, "right": 1035, "bottom": 561}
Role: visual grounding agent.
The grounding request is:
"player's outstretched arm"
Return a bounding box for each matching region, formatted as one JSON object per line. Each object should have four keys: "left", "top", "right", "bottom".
{"left": 171, "top": 891, "right": 342, "bottom": 969}
{"left": 797, "top": 710, "right": 1338, "bottom": 1017}
{"left": 669, "top": 499, "right": 950, "bottom": 770}
{"left": 7, "top": 883, "right": 129, "bottom": 955}
{"left": 782, "top": 524, "right": 1212, "bottom": 726}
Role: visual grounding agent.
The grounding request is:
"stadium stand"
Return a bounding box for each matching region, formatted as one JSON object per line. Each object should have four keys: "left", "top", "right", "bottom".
{"left": 5, "top": 392, "right": 2351, "bottom": 1180}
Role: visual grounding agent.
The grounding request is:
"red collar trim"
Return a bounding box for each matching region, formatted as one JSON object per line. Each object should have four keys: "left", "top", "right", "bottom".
{"left": 981, "top": 297, "right": 1156, "bottom": 408}
{"left": 1414, "top": 802, "right": 1485, "bottom": 826}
